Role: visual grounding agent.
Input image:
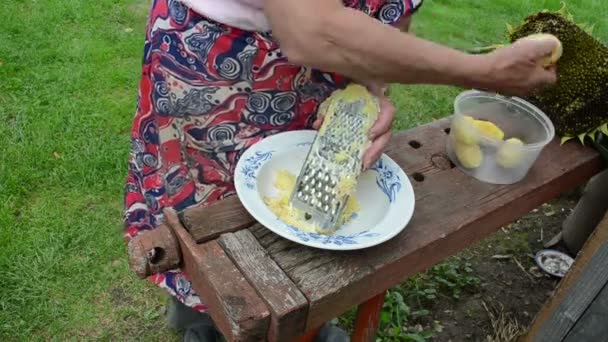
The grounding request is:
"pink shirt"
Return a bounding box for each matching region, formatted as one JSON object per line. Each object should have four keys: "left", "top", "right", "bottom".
{"left": 179, "top": 0, "right": 270, "bottom": 32}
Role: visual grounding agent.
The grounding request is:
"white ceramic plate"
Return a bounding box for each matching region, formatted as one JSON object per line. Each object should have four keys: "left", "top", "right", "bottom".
{"left": 534, "top": 249, "right": 574, "bottom": 278}
{"left": 234, "top": 130, "right": 415, "bottom": 250}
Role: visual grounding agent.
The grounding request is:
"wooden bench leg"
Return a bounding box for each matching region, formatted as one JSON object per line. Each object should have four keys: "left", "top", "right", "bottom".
{"left": 298, "top": 291, "right": 386, "bottom": 342}
{"left": 352, "top": 290, "right": 387, "bottom": 342}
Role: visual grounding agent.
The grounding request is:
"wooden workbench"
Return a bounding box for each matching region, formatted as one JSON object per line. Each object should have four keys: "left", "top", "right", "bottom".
{"left": 129, "top": 117, "right": 603, "bottom": 341}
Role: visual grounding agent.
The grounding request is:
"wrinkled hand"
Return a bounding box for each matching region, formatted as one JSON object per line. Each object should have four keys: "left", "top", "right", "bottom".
{"left": 481, "top": 37, "right": 559, "bottom": 97}
{"left": 312, "top": 81, "right": 395, "bottom": 171}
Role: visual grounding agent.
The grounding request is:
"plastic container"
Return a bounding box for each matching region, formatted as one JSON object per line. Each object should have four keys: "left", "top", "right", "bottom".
{"left": 446, "top": 90, "right": 555, "bottom": 184}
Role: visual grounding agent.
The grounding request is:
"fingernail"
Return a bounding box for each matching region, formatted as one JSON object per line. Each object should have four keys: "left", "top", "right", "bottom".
{"left": 361, "top": 157, "right": 369, "bottom": 171}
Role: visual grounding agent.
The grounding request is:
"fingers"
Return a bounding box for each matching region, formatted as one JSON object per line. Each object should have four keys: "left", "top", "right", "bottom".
{"left": 362, "top": 130, "right": 392, "bottom": 171}
{"left": 538, "top": 68, "right": 557, "bottom": 85}
{"left": 515, "top": 35, "right": 559, "bottom": 60}
{"left": 313, "top": 98, "right": 330, "bottom": 129}
{"left": 529, "top": 39, "right": 558, "bottom": 59}
{"left": 366, "top": 82, "right": 386, "bottom": 96}
{"left": 312, "top": 115, "right": 323, "bottom": 130}
{"left": 361, "top": 82, "right": 394, "bottom": 169}
{"left": 545, "top": 64, "right": 557, "bottom": 73}
{"left": 370, "top": 95, "right": 395, "bottom": 140}
{"left": 515, "top": 68, "right": 557, "bottom": 97}
{"left": 313, "top": 81, "right": 394, "bottom": 172}
{"left": 529, "top": 63, "right": 557, "bottom": 92}
{"left": 543, "top": 65, "right": 558, "bottom": 84}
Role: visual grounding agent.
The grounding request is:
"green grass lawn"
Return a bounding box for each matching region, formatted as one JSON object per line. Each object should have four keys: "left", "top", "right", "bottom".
{"left": 1, "top": 0, "right": 606, "bottom": 340}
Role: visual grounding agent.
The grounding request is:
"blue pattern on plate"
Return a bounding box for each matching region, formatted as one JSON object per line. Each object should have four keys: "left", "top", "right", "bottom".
{"left": 369, "top": 158, "right": 402, "bottom": 203}
{"left": 285, "top": 222, "right": 380, "bottom": 246}
{"left": 240, "top": 151, "right": 274, "bottom": 190}
{"left": 244, "top": 144, "right": 405, "bottom": 246}
{"left": 282, "top": 159, "right": 404, "bottom": 246}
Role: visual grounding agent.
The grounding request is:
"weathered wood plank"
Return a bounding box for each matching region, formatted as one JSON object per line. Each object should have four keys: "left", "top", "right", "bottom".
{"left": 524, "top": 210, "right": 608, "bottom": 341}
{"left": 179, "top": 194, "right": 256, "bottom": 243}
{"left": 218, "top": 230, "right": 309, "bottom": 342}
{"left": 532, "top": 242, "right": 608, "bottom": 341}
{"left": 164, "top": 209, "right": 270, "bottom": 341}
{"left": 563, "top": 281, "right": 608, "bottom": 342}
{"left": 254, "top": 118, "right": 603, "bottom": 330}
{"left": 127, "top": 222, "right": 181, "bottom": 279}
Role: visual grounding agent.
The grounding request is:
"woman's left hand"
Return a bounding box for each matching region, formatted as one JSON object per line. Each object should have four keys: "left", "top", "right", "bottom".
{"left": 312, "top": 81, "right": 395, "bottom": 171}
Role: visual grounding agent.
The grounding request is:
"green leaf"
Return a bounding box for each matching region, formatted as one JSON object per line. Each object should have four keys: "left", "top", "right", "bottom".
{"left": 557, "top": 1, "right": 568, "bottom": 16}
{"left": 422, "top": 330, "right": 436, "bottom": 339}
{"left": 393, "top": 291, "right": 404, "bottom": 303}
{"left": 600, "top": 123, "right": 608, "bottom": 136}
{"left": 578, "top": 132, "right": 587, "bottom": 145}
{"left": 380, "top": 311, "right": 391, "bottom": 324}
{"left": 413, "top": 309, "right": 431, "bottom": 317}
{"left": 560, "top": 135, "right": 574, "bottom": 145}
{"left": 399, "top": 302, "right": 410, "bottom": 315}
{"left": 403, "top": 333, "right": 427, "bottom": 342}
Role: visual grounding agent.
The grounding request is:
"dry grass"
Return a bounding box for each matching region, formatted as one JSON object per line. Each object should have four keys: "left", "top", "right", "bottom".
{"left": 483, "top": 301, "right": 527, "bottom": 342}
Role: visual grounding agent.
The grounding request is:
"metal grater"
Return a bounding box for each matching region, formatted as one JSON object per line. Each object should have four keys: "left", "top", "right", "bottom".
{"left": 289, "top": 84, "right": 380, "bottom": 234}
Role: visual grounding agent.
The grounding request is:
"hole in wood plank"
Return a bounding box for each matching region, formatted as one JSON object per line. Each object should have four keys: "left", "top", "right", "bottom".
{"left": 444, "top": 128, "right": 451, "bottom": 134}
{"left": 431, "top": 153, "right": 456, "bottom": 170}
{"left": 148, "top": 247, "right": 166, "bottom": 265}
{"left": 412, "top": 173, "right": 425, "bottom": 182}
{"left": 409, "top": 140, "right": 422, "bottom": 149}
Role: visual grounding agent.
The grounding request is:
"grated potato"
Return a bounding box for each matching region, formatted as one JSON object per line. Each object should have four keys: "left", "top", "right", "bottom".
{"left": 263, "top": 169, "right": 360, "bottom": 234}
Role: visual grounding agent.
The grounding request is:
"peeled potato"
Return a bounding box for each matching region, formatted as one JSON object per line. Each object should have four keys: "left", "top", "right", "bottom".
{"left": 452, "top": 115, "right": 478, "bottom": 144}
{"left": 496, "top": 138, "right": 525, "bottom": 168}
{"left": 472, "top": 119, "right": 505, "bottom": 141}
{"left": 453, "top": 115, "right": 506, "bottom": 145}
{"left": 519, "top": 33, "right": 563, "bottom": 67}
{"left": 454, "top": 141, "right": 483, "bottom": 169}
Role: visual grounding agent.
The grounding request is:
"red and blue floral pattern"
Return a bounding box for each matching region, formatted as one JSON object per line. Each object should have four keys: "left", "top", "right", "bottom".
{"left": 124, "top": 0, "right": 422, "bottom": 312}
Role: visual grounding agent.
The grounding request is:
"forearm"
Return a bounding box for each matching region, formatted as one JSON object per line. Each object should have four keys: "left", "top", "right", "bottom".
{"left": 269, "top": 4, "right": 490, "bottom": 89}
{"left": 393, "top": 15, "right": 412, "bottom": 33}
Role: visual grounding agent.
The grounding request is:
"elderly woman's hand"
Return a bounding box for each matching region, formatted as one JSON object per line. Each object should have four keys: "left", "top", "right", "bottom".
{"left": 476, "top": 37, "right": 559, "bottom": 97}
{"left": 312, "top": 81, "right": 395, "bottom": 171}
{"left": 360, "top": 82, "right": 395, "bottom": 170}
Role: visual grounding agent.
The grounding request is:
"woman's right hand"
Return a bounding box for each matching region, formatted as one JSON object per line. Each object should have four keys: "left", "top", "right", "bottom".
{"left": 477, "top": 37, "right": 559, "bottom": 97}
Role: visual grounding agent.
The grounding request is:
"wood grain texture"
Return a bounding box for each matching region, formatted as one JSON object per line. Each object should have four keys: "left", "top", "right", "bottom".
{"left": 164, "top": 209, "right": 270, "bottom": 341}
{"left": 531, "top": 242, "right": 608, "bottom": 341}
{"left": 127, "top": 223, "right": 181, "bottom": 278}
{"left": 563, "top": 282, "right": 608, "bottom": 342}
{"left": 252, "top": 118, "right": 603, "bottom": 330}
{"left": 179, "top": 194, "right": 255, "bottom": 243}
{"left": 219, "top": 229, "right": 309, "bottom": 342}
{"left": 524, "top": 210, "right": 608, "bottom": 342}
